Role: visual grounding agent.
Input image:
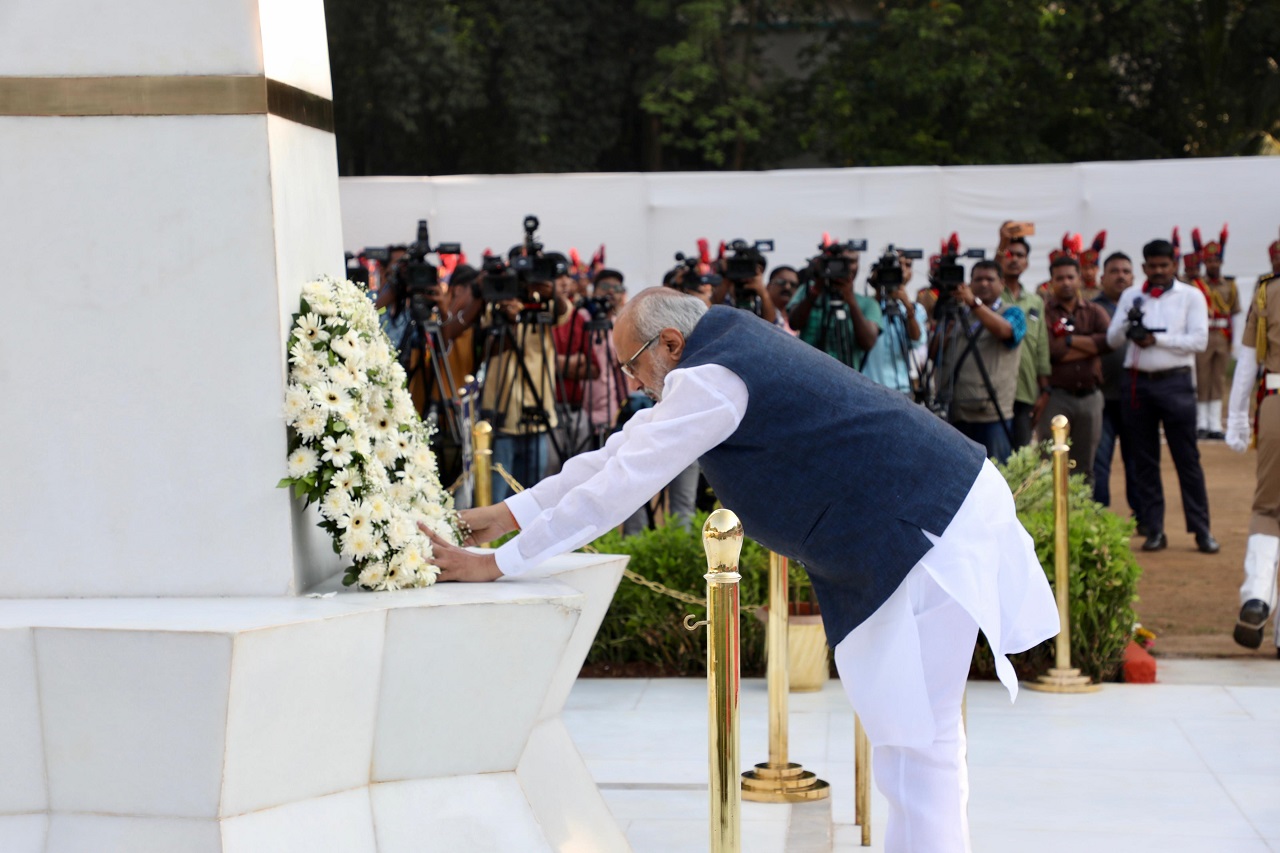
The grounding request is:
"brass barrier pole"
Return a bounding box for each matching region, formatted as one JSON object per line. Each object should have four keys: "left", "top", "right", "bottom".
{"left": 742, "top": 552, "right": 829, "bottom": 802}
{"left": 1027, "top": 415, "right": 1099, "bottom": 693}
{"left": 703, "top": 510, "right": 744, "bottom": 853}
{"left": 471, "top": 420, "right": 493, "bottom": 510}
{"left": 855, "top": 715, "right": 871, "bottom": 846}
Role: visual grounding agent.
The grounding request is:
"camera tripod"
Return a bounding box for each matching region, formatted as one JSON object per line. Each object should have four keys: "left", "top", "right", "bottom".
{"left": 477, "top": 307, "right": 566, "bottom": 489}
{"left": 923, "top": 296, "right": 1013, "bottom": 444}
{"left": 862, "top": 289, "right": 923, "bottom": 398}
{"left": 552, "top": 309, "right": 625, "bottom": 464}
{"left": 815, "top": 293, "right": 859, "bottom": 367}
{"left": 395, "top": 304, "right": 463, "bottom": 445}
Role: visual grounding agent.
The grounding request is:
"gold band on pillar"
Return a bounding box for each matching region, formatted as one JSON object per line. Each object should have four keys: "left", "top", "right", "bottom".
{"left": 0, "top": 75, "right": 334, "bottom": 132}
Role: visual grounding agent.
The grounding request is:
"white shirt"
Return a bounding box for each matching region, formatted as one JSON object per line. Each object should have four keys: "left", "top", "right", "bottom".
{"left": 1105, "top": 280, "right": 1209, "bottom": 372}
{"left": 495, "top": 364, "right": 749, "bottom": 577}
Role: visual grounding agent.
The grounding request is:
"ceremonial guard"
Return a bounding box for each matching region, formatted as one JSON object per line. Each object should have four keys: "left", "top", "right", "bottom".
{"left": 1270, "top": 231, "right": 1280, "bottom": 276}
{"left": 1194, "top": 226, "right": 1239, "bottom": 440}
{"left": 1176, "top": 226, "right": 1202, "bottom": 285}
{"left": 1078, "top": 231, "right": 1107, "bottom": 301}
{"left": 1228, "top": 265, "right": 1280, "bottom": 653}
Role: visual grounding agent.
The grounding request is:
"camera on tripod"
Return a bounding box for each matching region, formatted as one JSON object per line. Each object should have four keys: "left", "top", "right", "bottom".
{"left": 1125, "top": 297, "right": 1166, "bottom": 342}
{"left": 723, "top": 239, "right": 773, "bottom": 282}
{"left": 814, "top": 239, "right": 867, "bottom": 283}
{"left": 932, "top": 247, "right": 986, "bottom": 310}
{"left": 400, "top": 220, "right": 461, "bottom": 324}
{"left": 481, "top": 214, "right": 557, "bottom": 305}
{"left": 667, "top": 250, "right": 723, "bottom": 294}
{"left": 868, "top": 245, "right": 924, "bottom": 291}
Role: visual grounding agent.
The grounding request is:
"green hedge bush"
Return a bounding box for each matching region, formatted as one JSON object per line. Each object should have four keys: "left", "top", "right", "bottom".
{"left": 582, "top": 444, "right": 1141, "bottom": 683}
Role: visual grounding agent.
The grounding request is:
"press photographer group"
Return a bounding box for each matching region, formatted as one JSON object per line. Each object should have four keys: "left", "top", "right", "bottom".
{"left": 352, "top": 216, "right": 1280, "bottom": 559}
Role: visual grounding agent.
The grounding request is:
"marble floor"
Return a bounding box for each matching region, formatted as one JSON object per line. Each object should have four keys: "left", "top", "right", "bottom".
{"left": 563, "top": 660, "right": 1280, "bottom": 852}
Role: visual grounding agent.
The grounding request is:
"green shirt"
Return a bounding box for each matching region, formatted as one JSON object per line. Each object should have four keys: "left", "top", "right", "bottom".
{"left": 1003, "top": 282, "right": 1050, "bottom": 404}
{"left": 787, "top": 284, "right": 882, "bottom": 368}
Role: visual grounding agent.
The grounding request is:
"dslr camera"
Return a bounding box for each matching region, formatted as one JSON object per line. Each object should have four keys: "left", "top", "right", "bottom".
{"left": 814, "top": 239, "right": 868, "bottom": 284}
{"left": 1125, "top": 297, "right": 1166, "bottom": 342}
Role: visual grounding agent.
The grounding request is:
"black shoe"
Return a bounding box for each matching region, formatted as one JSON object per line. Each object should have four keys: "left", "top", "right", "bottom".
{"left": 1142, "top": 532, "right": 1168, "bottom": 551}
{"left": 1136, "top": 521, "right": 1152, "bottom": 538}
{"left": 1235, "top": 600, "right": 1270, "bottom": 649}
{"left": 1196, "top": 533, "right": 1221, "bottom": 554}
{"left": 1206, "top": 431, "right": 1226, "bottom": 441}
{"left": 1197, "top": 428, "right": 1209, "bottom": 439}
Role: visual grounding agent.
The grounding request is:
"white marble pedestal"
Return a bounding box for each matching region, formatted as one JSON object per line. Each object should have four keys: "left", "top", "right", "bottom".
{"left": 0, "top": 554, "right": 629, "bottom": 853}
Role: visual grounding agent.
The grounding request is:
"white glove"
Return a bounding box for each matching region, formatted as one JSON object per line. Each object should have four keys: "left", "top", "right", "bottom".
{"left": 1227, "top": 346, "right": 1258, "bottom": 454}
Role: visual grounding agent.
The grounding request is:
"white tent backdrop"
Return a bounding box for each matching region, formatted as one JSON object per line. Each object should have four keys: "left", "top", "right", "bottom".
{"left": 340, "top": 157, "right": 1279, "bottom": 346}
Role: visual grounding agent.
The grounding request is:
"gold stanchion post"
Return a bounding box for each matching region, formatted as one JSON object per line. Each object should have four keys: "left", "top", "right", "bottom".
{"left": 855, "top": 715, "right": 871, "bottom": 846}
{"left": 742, "top": 552, "right": 829, "bottom": 802}
{"left": 1026, "top": 414, "right": 1100, "bottom": 694}
{"left": 471, "top": 420, "right": 493, "bottom": 511}
{"left": 703, "top": 510, "right": 744, "bottom": 853}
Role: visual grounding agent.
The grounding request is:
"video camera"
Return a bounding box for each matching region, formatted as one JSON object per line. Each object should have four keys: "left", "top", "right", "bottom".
{"left": 814, "top": 239, "right": 867, "bottom": 284}
{"left": 345, "top": 251, "right": 370, "bottom": 288}
{"left": 723, "top": 239, "right": 774, "bottom": 283}
{"left": 480, "top": 214, "right": 558, "bottom": 305}
{"left": 1124, "top": 297, "right": 1166, "bottom": 342}
{"left": 868, "top": 245, "right": 924, "bottom": 291}
{"left": 666, "top": 250, "right": 723, "bottom": 294}
{"left": 367, "top": 222, "right": 461, "bottom": 323}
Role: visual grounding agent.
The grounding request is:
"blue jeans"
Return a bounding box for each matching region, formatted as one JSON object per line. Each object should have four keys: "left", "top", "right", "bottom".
{"left": 491, "top": 433, "right": 549, "bottom": 502}
{"left": 952, "top": 419, "right": 1013, "bottom": 465}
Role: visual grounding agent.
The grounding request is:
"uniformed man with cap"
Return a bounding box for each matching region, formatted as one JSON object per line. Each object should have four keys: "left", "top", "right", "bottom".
{"left": 1195, "top": 226, "right": 1240, "bottom": 440}
{"left": 1228, "top": 261, "right": 1280, "bottom": 652}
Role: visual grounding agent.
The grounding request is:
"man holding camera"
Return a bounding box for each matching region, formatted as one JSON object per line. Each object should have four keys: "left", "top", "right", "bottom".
{"left": 862, "top": 251, "right": 926, "bottom": 395}
{"left": 934, "top": 260, "right": 1026, "bottom": 463}
{"left": 1039, "top": 256, "right": 1112, "bottom": 483}
{"left": 1105, "top": 239, "right": 1218, "bottom": 553}
{"left": 788, "top": 245, "right": 880, "bottom": 368}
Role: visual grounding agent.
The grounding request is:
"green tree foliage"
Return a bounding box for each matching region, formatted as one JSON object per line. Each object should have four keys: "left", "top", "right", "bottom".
{"left": 324, "top": 0, "right": 1280, "bottom": 174}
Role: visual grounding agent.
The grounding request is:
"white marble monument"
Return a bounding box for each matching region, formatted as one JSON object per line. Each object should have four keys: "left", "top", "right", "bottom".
{"left": 0, "top": 2, "right": 628, "bottom": 850}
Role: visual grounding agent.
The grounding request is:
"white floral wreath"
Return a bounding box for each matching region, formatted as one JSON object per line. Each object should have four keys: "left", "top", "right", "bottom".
{"left": 278, "top": 276, "right": 460, "bottom": 590}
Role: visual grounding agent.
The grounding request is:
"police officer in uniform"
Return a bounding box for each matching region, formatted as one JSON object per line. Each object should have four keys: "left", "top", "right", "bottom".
{"left": 1228, "top": 266, "right": 1280, "bottom": 652}
{"left": 1195, "top": 227, "right": 1240, "bottom": 440}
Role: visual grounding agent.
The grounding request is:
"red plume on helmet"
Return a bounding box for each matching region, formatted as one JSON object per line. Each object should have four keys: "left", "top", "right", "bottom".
{"left": 588, "top": 245, "right": 606, "bottom": 275}
{"left": 822, "top": 231, "right": 832, "bottom": 248}
{"left": 569, "top": 248, "right": 583, "bottom": 271}
{"left": 1191, "top": 228, "right": 1203, "bottom": 254}
{"left": 697, "top": 238, "right": 711, "bottom": 266}
{"left": 946, "top": 233, "right": 960, "bottom": 256}
{"left": 1171, "top": 227, "right": 1181, "bottom": 260}
{"left": 438, "top": 252, "right": 459, "bottom": 278}
{"left": 1091, "top": 231, "right": 1106, "bottom": 254}
{"left": 1201, "top": 223, "right": 1228, "bottom": 262}
{"left": 717, "top": 240, "right": 727, "bottom": 260}
{"left": 1080, "top": 230, "right": 1107, "bottom": 267}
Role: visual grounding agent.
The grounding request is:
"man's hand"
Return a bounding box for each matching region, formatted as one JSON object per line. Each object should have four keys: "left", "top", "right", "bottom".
{"left": 497, "top": 298, "right": 522, "bottom": 322}
{"left": 458, "top": 504, "right": 518, "bottom": 546}
{"left": 1031, "top": 390, "right": 1049, "bottom": 427}
{"left": 418, "top": 523, "right": 504, "bottom": 582}
{"left": 1133, "top": 333, "right": 1156, "bottom": 349}
{"left": 955, "top": 283, "right": 976, "bottom": 308}
{"left": 1226, "top": 414, "right": 1250, "bottom": 453}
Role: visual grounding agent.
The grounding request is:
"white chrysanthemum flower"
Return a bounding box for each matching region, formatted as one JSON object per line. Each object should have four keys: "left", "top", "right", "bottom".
{"left": 289, "top": 340, "right": 321, "bottom": 368}
{"left": 302, "top": 280, "right": 331, "bottom": 301}
{"left": 367, "top": 340, "right": 391, "bottom": 369}
{"left": 292, "top": 360, "right": 325, "bottom": 386}
{"left": 390, "top": 390, "right": 416, "bottom": 423}
{"left": 395, "top": 434, "right": 412, "bottom": 456}
{"left": 331, "top": 329, "right": 363, "bottom": 363}
{"left": 295, "top": 313, "right": 329, "bottom": 345}
{"left": 374, "top": 441, "right": 400, "bottom": 466}
{"left": 310, "top": 381, "right": 349, "bottom": 413}
{"left": 310, "top": 295, "right": 338, "bottom": 316}
{"left": 332, "top": 467, "right": 361, "bottom": 493}
{"left": 387, "top": 481, "right": 413, "bottom": 505}
{"left": 283, "top": 386, "right": 311, "bottom": 420}
{"left": 367, "top": 494, "right": 392, "bottom": 523}
{"left": 341, "top": 530, "right": 376, "bottom": 559}
{"left": 294, "top": 407, "right": 328, "bottom": 441}
{"left": 337, "top": 501, "right": 373, "bottom": 534}
{"left": 286, "top": 447, "right": 320, "bottom": 478}
{"left": 328, "top": 363, "right": 364, "bottom": 389}
{"left": 321, "top": 433, "right": 357, "bottom": 467}
{"left": 320, "top": 488, "right": 354, "bottom": 521}
{"left": 410, "top": 445, "right": 436, "bottom": 471}
{"left": 358, "top": 561, "right": 388, "bottom": 589}
{"left": 370, "top": 412, "right": 396, "bottom": 439}
{"left": 385, "top": 515, "right": 417, "bottom": 549}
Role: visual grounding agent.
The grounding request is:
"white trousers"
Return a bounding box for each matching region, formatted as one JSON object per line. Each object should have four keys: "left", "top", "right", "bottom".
{"left": 836, "top": 565, "right": 976, "bottom": 853}
{"left": 832, "top": 459, "right": 1058, "bottom": 853}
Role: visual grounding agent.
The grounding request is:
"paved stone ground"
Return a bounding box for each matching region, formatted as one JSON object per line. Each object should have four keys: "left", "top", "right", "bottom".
{"left": 566, "top": 661, "right": 1280, "bottom": 852}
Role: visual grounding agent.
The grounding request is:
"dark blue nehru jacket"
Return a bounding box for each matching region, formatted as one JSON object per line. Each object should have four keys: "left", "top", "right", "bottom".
{"left": 679, "top": 306, "right": 986, "bottom": 646}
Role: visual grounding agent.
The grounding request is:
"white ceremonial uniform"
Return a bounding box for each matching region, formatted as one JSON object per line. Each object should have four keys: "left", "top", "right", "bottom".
{"left": 497, "top": 363, "right": 1058, "bottom": 853}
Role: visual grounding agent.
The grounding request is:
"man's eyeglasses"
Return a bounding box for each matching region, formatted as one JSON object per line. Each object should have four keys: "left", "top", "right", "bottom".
{"left": 620, "top": 333, "right": 661, "bottom": 379}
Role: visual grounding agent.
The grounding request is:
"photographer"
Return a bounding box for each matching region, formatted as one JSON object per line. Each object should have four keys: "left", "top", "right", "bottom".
{"left": 1105, "top": 239, "right": 1217, "bottom": 553}
{"left": 933, "top": 260, "right": 1026, "bottom": 463}
{"left": 548, "top": 257, "right": 601, "bottom": 476}
{"left": 996, "top": 222, "right": 1052, "bottom": 449}
{"left": 1038, "top": 256, "right": 1112, "bottom": 484}
{"left": 714, "top": 244, "right": 779, "bottom": 325}
{"left": 862, "top": 249, "right": 927, "bottom": 396}
{"left": 767, "top": 266, "right": 800, "bottom": 335}
{"left": 476, "top": 240, "right": 574, "bottom": 502}
{"left": 788, "top": 244, "right": 880, "bottom": 368}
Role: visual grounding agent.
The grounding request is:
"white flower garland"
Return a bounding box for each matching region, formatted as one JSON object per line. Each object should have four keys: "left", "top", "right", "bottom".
{"left": 278, "top": 276, "right": 460, "bottom": 590}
